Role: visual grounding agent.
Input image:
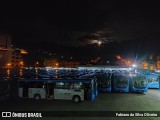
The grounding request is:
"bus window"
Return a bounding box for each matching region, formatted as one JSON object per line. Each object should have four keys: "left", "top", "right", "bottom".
{"left": 73, "top": 83, "right": 83, "bottom": 89}
{"left": 29, "top": 82, "right": 46, "bottom": 88}
{"left": 55, "top": 82, "right": 70, "bottom": 89}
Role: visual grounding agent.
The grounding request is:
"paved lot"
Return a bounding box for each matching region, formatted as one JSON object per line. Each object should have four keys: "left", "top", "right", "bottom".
{"left": 1, "top": 89, "right": 160, "bottom": 120}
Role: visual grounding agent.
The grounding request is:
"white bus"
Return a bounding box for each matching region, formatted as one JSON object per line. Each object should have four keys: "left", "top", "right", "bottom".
{"left": 18, "top": 79, "right": 97, "bottom": 103}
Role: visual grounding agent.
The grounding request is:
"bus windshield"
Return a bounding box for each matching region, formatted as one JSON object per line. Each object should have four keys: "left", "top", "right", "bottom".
{"left": 97, "top": 76, "right": 111, "bottom": 88}
{"left": 115, "top": 77, "right": 128, "bottom": 88}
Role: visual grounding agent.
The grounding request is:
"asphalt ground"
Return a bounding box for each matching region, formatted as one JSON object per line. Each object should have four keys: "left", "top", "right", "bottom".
{"left": 1, "top": 89, "right": 160, "bottom": 120}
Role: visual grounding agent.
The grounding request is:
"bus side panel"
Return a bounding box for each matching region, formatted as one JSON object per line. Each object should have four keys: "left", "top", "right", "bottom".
{"left": 68, "top": 89, "right": 84, "bottom": 101}
{"left": 54, "top": 89, "right": 67, "bottom": 100}
{"left": 28, "top": 88, "right": 46, "bottom": 99}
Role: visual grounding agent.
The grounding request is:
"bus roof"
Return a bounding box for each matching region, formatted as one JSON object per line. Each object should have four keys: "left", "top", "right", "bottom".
{"left": 18, "top": 79, "right": 94, "bottom": 83}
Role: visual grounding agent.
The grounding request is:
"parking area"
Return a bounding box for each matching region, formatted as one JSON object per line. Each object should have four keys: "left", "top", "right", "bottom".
{"left": 1, "top": 89, "right": 160, "bottom": 120}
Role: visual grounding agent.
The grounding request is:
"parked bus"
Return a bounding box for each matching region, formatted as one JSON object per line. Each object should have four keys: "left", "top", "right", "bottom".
{"left": 146, "top": 72, "right": 160, "bottom": 89}
{"left": 96, "top": 73, "right": 112, "bottom": 93}
{"left": 18, "top": 78, "right": 97, "bottom": 103}
{"left": 113, "top": 75, "right": 129, "bottom": 92}
{"left": 130, "top": 74, "right": 148, "bottom": 93}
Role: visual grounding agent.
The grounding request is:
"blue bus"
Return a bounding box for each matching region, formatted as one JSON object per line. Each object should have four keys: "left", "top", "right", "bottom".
{"left": 130, "top": 74, "right": 148, "bottom": 93}
{"left": 146, "top": 73, "right": 160, "bottom": 89}
{"left": 113, "top": 75, "right": 129, "bottom": 92}
{"left": 18, "top": 78, "right": 97, "bottom": 103}
{"left": 76, "top": 70, "right": 98, "bottom": 96}
{"left": 96, "top": 73, "right": 112, "bottom": 93}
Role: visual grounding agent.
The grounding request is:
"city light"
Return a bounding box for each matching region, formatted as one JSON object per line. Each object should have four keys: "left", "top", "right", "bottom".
{"left": 36, "top": 61, "right": 39, "bottom": 65}
{"left": 7, "top": 69, "right": 10, "bottom": 76}
{"left": 20, "top": 61, "right": 24, "bottom": 65}
{"left": 116, "top": 55, "right": 121, "bottom": 60}
{"left": 6, "top": 63, "right": 11, "bottom": 68}
{"left": 20, "top": 68, "right": 23, "bottom": 76}
{"left": 7, "top": 63, "right": 11, "bottom": 66}
{"left": 56, "top": 63, "right": 59, "bottom": 67}
{"left": 20, "top": 49, "right": 28, "bottom": 54}
{"left": 142, "top": 61, "right": 148, "bottom": 69}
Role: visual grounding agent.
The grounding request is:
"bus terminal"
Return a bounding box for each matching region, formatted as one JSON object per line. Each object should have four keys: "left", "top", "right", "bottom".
{"left": 0, "top": 66, "right": 160, "bottom": 120}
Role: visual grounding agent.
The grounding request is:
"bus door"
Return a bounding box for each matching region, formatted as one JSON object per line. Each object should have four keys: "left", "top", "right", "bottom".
{"left": 23, "top": 82, "right": 29, "bottom": 97}
{"left": 90, "top": 81, "right": 95, "bottom": 101}
{"left": 84, "top": 83, "right": 90, "bottom": 100}
{"left": 94, "top": 79, "right": 98, "bottom": 96}
{"left": 19, "top": 81, "right": 29, "bottom": 97}
{"left": 46, "top": 82, "right": 54, "bottom": 98}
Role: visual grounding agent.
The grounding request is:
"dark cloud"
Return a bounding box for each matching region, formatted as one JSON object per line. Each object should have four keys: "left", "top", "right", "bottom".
{"left": 79, "top": 27, "right": 112, "bottom": 46}
{"left": 0, "top": 0, "right": 160, "bottom": 56}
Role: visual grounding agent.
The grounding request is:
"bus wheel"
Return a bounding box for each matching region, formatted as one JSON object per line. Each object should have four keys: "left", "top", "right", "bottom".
{"left": 34, "top": 94, "right": 41, "bottom": 100}
{"left": 73, "top": 95, "right": 81, "bottom": 103}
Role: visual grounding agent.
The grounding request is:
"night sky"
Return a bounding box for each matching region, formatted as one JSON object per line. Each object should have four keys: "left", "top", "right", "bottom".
{"left": 1, "top": 0, "right": 160, "bottom": 58}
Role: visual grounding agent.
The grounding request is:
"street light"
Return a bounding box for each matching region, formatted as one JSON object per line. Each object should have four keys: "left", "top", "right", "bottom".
{"left": 132, "top": 64, "right": 137, "bottom": 74}
{"left": 132, "top": 64, "right": 137, "bottom": 68}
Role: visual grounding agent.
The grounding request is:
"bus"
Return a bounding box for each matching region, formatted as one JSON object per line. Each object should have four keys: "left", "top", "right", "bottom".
{"left": 18, "top": 78, "right": 97, "bottom": 103}
{"left": 113, "top": 75, "right": 129, "bottom": 92}
{"left": 130, "top": 74, "right": 148, "bottom": 93}
{"left": 96, "top": 72, "right": 112, "bottom": 93}
{"left": 146, "top": 72, "right": 160, "bottom": 89}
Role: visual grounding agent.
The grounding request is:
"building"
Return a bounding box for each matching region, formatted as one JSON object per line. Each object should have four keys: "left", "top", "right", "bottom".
{"left": 0, "top": 34, "right": 12, "bottom": 68}
{"left": 0, "top": 34, "right": 27, "bottom": 68}
{"left": 10, "top": 48, "right": 24, "bottom": 68}
{"left": 0, "top": 48, "right": 26, "bottom": 68}
{"left": 44, "top": 58, "right": 80, "bottom": 68}
{"left": 140, "top": 55, "right": 157, "bottom": 70}
{"left": 0, "top": 34, "right": 11, "bottom": 50}
{"left": 141, "top": 60, "right": 148, "bottom": 69}
{"left": 61, "top": 61, "right": 80, "bottom": 68}
{"left": 44, "top": 59, "right": 59, "bottom": 67}
{"left": 0, "top": 49, "right": 12, "bottom": 68}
